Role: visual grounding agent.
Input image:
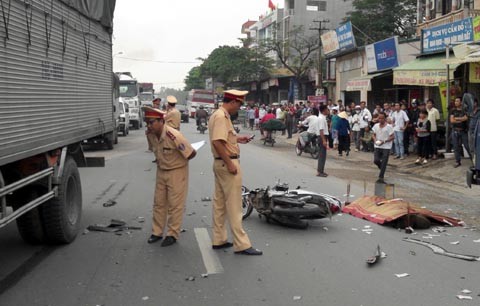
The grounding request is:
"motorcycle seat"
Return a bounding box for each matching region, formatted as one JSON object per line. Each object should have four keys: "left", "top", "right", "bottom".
{"left": 272, "top": 196, "right": 305, "bottom": 207}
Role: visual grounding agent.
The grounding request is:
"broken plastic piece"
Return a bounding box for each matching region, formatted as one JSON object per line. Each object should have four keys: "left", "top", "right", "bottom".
{"left": 456, "top": 295, "right": 473, "bottom": 300}
{"left": 461, "top": 289, "right": 472, "bottom": 294}
{"left": 103, "top": 199, "right": 117, "bottom": 207}
{"left": 366, "top": 245, "right": 383, "bottom": 265}
{"left": 201, "top": 273, "right": 208, "bottom": 278}
{"left": 403, "top": 237, "right": 480, "bottom": 262}
{"left": 201, "top": 197, "right": 211, "bottom": 202}
{"left": 293, "top": 296, "right": 302, "bottom": 301}
{"left": 142, "top": 296, "right": 149, "bottom": 301}
{"left": 450, "top": 241, "right": 460, "bottom": 245}
{"left": 395, "top": 273, "right": 410, "bottom": 278}
{"left": 185, "top": 276, "right": 195, "bottom": 281}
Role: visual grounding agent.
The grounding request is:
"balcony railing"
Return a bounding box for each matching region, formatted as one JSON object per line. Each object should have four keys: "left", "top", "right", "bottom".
{"left": 416, "top": 9, "right": 480, "bottom": 36}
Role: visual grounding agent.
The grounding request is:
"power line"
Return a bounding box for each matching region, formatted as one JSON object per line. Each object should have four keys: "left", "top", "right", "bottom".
{"left": 116, "top": 56, "right": 201, "bottom": 64}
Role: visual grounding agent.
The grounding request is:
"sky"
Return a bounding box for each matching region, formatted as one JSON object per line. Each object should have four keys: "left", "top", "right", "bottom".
{"left": 112, "top": 0, "right": 281, "bottom": 91}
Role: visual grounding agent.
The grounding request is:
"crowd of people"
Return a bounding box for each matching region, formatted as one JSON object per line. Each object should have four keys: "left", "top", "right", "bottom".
{"left": 244, "top": 97, "right": 480, "bottom": 181}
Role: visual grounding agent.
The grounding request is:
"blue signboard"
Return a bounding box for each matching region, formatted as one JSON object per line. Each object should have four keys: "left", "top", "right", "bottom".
{"left": 367, "top": 37, "right": 399, "bottom": 73}
{"left": 336, "top": 21, "right": 356, "bottom": 53}
{"left": 422, "top": 17, "right": 473, "bottom": 53}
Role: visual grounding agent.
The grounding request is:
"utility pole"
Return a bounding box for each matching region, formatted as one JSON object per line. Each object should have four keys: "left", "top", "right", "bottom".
{"left": 310, "top": 19, "right": 329, "bottom": 96}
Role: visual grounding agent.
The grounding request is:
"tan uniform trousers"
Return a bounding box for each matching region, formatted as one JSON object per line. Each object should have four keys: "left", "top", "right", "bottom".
{"left": 212, "top": 159, "right": 251, "bottom": 252}
{"left": 152, "top": 165, "right": 188, "bottom": 239}
{"left": 147, "top": 132, "right": 156, "bottom": 152}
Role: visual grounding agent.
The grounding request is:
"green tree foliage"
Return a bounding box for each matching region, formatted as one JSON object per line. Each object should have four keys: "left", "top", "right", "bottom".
{"left": 184, "top": 66, "right": 204, "bottom": 91}
{"left": 198, "top": 45, "right": 273, "bottom": 87}
{"left": 345, "top": 0, "right": 417, "bottom": 45}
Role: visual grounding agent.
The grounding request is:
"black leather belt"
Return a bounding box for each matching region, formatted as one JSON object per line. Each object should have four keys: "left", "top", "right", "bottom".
{"left": 215, "top": 155, "right": 239, "bottom": 160}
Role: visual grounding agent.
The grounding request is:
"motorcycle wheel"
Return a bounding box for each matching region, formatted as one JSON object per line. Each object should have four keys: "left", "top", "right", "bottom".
{"left": 311, "top": 146, "right": 320, "bottom": 159}
{"left": 241, "top": 186, "right": 254, "bottom": 220}
{"left": 295, "top": 140, "right": 303, "bottom": 156}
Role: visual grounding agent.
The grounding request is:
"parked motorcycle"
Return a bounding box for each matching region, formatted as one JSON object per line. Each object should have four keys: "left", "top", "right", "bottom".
{"left": 295, "top": 129, "right": 320, "bottom": 159}
{"left": 197, "top": 117, "right": 207, "bottom": 134}
{"left": 242, "top": 182, "right": 342, "bottom": 229}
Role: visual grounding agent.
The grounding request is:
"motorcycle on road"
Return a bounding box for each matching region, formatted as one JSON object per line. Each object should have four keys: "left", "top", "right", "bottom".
{"left": 295, "top": 124, "right": 320, "bottom": 159}
{"left": 242, "top": 182, "right": 342, "bottom": 229}
{"left": 197, "top": 117, "right": 207, "bottom": 134}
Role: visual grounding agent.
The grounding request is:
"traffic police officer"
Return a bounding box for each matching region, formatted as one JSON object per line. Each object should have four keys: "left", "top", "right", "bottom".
{"left": 208, "top": 89, "right": 262, "bottom": 255}
{"left": 165, "top": 95, "right": 181, "bottom": 130}
{"left": 144, "top": 106, "right": 196, "bottom": 247}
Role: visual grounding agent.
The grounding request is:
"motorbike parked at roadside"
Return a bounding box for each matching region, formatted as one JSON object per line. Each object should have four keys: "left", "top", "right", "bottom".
{"left": 295, "top": 123, "right": 320, "bottom": 159}
{"left": 242, "top": 182, "right": 342, "bottom": 229}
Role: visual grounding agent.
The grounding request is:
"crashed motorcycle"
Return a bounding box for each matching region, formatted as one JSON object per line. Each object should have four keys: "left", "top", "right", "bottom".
{"left": 242, "top": 182, "right": 342, "bottom": 229}
{"left": 197, "top": 117, "right": 207, "bottom": 134}
{"left": 295, "top": 128, "right": 320, "bottom": 159}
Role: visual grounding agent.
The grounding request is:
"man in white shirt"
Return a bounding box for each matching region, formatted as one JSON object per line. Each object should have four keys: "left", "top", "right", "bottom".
{"left": 299, "top": 108, "right": 319, "bottom": 147}
{"left": 359, "top": 101, "right": 372, "bottom": 140}
{"left": 426, "top": 99, "right": 440, "bottom": 159}
{"left": 276, "top": 106, "right": 283, "bottom": 119}
{"left": 372, "top": 113, "right": 395, "bottom": 182}
{"left": 391, "top": 102, "right": 410, "bottom": 159}
{"left": 317, "top": 105, "right": 330, "bottom": 177}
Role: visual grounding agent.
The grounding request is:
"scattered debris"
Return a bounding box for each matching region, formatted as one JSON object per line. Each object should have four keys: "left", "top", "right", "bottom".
{"left": 87, "top": 219, "right": 142, "bottom": 233}
{"left": 322, "top": 227, "right": 329, "bottom": 231}
{"left": 187, "top": 212, "right": 196, "bottom": 216}
{"left": 351, "top": 228, "right": 358, "bottom": 231}
{"left": 180, "top": 229, "right": 187, "bottom": 233}
{"left": 461, "top": 289, "right": 472, "bottom": 294}
{"left": 82, "top": 229, "right": 89, "bottom": 235}
{"left": 366, "top": 245, "right": 384, "bottom": 265}
{"left": 142, "top": 296, "right": 149, "bottom": 301}
{"left": 201, "top": 197, "right": 211, "bottom": 202}
{"left": 405, "top": 226, "right": 414, "bottom": 234}
{"left": 395, "top": 273, "right": 410, "bottom": 278}
{"left": 403, "top": 238, "right": 480, "bottom": 262}
{"left": 201, "top": 273, "right": 208, "bottom": 278}
{"left": 185, "top": 276, "right": 195, "bottom": 281}
{"left": 450, "top": 241, "right": 460, "bottom": 245}
{"left": 103, "top": 199, "right": 117, "bottom": 207}
{"left": 456, "top": 295, "right": 473, "bottom": 300}
{"left": 473, "top": 239, "right": 480, "bottom": 243}
{"left": 293, "top": 296, "right": 302, "bottom": 301}
{"left": 409, "top": 251, "right": 416, "bottom": 256}
{"left": 137, "top": 217, "right": 145, "bottom": 223}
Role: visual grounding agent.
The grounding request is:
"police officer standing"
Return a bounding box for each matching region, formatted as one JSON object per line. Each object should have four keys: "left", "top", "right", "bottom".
{"left": 165, "top": 95, "right": 181, "bottom": 130}
{"left": 208, "top": 90, "right": 262, "bottom": 256}
{"left": 144, "top": 107, "right": 197, "bottom": 247}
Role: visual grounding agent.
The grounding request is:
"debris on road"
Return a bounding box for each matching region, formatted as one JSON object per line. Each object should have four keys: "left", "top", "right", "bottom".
{"left": 293, "top": 296, "right": 302, "bottom": 301}
{"left": 432, "top": 227, "right": 447, "bottom": 233}
{"left": 461, "top": 289, "right": 472, "bottom": 294}
{"left": 403, "top": 238, "right": 480, "bottom": 261}
{"left": 409, "top": 251, "right": 416, "bottom": 256}
{"left": 473, "top": 239, "right": 480, "bottom": 243}
{"left": 103, "top": 199, "right": 117, "bottom": 207}
{"left": 366, "top": 245, "right": 384, "bottom": 265}
{"left": 185, "top": 276, "right": 195, "bottom": 281}
{"left": 450, "top": 241, "right": 460, "bottom": 245}
{"left": 395, "top": 273, "right": 410, "bottom": 278}
{"left": 180, "top": 228, "right": 187, "bottom": 233}
{"left": 136, "top": 217, "right": 145, "bottom": 223}
{"left": 82, "top": 229, "right": 89, "bottom": 235}
{"left": 201, "top": 197, "right": 211, "bottom": 202}
{"left": 201, "top": 273, "right": 208, "bottom": 278}
{"left": 142, "top": 296, "right": 149, "bottom": 301}
{"left": 456, "top": 295, "right": 473, "bottom": 300}
{"left": 87, "top": 219, "right": 142, "bottom": 233}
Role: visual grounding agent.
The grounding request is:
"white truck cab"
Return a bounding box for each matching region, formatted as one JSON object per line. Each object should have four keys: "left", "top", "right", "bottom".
{"left": 118, "top": 73, "right": 142, "bottom": 130}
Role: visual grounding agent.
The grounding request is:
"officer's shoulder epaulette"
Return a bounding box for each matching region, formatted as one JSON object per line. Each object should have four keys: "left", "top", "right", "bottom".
{"left": 166, "top": 130, "right": 176, "bottom": 140}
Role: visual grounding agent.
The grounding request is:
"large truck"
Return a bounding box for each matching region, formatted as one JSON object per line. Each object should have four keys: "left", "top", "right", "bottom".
{"left": 117, "top": 73, "right": 143, "bottom": 129}
{"left": 0, "top": 0, "right": 116, "bottom": 244}
{"left": 187, "top": 89, "right": 215, "bottom": 118}
{"left": 139, "top": 82, "right": 155, "bottom": 106}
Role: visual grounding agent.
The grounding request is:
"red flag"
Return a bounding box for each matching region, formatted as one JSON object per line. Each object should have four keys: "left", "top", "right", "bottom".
{"left": 268, "top": 0, "right": 276, "bottom": 10}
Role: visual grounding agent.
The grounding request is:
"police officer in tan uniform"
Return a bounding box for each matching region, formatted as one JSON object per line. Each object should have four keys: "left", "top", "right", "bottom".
{"left": 146, "top": 98, "right": 161, "bottom": 161}
{"left": 165, "top": 95, "right": 181, "bottom": 130}
{"left": 144, "top": 106, "right": 197, "bottom": 247}
{"left": 208, "top": 90, "right": 262, "bottom": 256}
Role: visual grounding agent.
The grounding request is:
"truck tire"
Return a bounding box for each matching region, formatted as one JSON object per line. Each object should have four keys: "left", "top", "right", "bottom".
{"left": 12, "top": 186, "right": 46, "bottom": 245}
{"left": 42, "top": 157, "right": 82, "bottom": 244}
{"left": 105, "top": 132, "right": 114, "bottom": 150}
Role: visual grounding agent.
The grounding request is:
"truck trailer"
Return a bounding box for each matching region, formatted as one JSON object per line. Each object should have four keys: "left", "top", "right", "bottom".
{"left": 0, "top": 0, "right": 116, "bottom": 244}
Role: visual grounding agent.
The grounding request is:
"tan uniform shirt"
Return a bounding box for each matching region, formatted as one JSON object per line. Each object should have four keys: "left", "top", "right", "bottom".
{"left": 208, "top": 107, "right": 240, "bottom": 158}
{"left": 155, "top": 126, "right": 193, "bottom": 170}
{"left": 166, "top": 108, "right": 181, "bottom": 130}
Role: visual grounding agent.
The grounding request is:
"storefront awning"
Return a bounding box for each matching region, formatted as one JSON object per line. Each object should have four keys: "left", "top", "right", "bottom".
{"left": 393, "top": 55, "right": 459, "bottom": 87}
{"left": 346, "top": 72, "right": 388, "bottom": 91}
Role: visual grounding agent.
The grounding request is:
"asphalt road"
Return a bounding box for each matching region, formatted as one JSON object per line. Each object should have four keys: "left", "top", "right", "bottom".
{"left": 1, "top": 122, "right": 480, "bottom": 306}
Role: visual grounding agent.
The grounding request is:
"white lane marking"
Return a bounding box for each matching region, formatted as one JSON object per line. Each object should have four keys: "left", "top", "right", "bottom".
{"left": 194, "top": 228, "right": 224, "bottom": 274}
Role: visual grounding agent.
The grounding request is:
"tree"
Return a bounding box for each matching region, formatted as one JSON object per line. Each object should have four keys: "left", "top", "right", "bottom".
{"left": 184, "top": 66, "right": 204, "bottom": 91}
{"left": 198, "top": 45, "right": 273, "bottom": 88}
{"left": 263, "top": 26, "right": 319, "bottom": 99}
{"left": 345, "top": 0, "right": 417, "bottom": 45}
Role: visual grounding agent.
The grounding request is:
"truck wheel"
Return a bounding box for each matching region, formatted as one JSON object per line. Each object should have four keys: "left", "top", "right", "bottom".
{"left": 105, "top": 132, "right": 114, "bottom": 150}
{"left": 13, "top": 186, "right": 46, "bottom": 244}
{"left": 42, "top": 157, "right": 82, "bottom": 244}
